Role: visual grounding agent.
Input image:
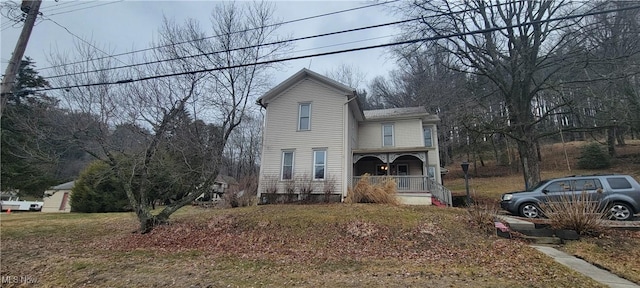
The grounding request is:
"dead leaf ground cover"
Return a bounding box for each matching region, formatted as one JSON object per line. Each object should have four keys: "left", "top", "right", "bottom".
{"left": 444, "top": 140, "right": 640, "bottom": 285}
{"left": 1, "top": 204, "right": 604, "bottom": 287}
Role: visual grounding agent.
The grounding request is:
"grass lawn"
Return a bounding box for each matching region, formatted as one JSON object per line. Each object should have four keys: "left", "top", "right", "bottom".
{"left": 1, "top": 204, "right": 604, "bottom": 287}
{"left": 563, "top": 230, "right": 640, "bottom": 284}
{"left": 443, "top": 140, "right": 640, "bottom": 285}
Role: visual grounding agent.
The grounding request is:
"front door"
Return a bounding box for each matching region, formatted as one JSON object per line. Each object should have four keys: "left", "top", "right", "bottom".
{"left": 397, "top": 164, "right": 409, "bottom": 190}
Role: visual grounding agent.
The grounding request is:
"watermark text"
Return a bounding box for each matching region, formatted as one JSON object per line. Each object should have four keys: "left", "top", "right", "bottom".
{"left": 1, "top": 275, "right": 38, "bottom": 285}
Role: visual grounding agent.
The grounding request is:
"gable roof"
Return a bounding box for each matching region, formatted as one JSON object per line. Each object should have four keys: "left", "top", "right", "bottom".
{"left": 257, "top": 68, "right": 355, "bottom": 107}
{"left": 256, "top": 68, "right": 365, "bottom": 121}
{"left": 48, "top": 181, "right": 75, "bottom": 190}
{"left": 364, "top": 107, "right": 440, "bottom": 122}
{"left": 215, "top": 175, "right": 238, "bottom": 185}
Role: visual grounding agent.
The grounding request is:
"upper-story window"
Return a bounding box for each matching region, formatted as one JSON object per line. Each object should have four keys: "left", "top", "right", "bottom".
{"left": 382, "top": 124, "right": 394, "bottom": 146}
{"left": 298, "top": 103, "right": 311, "bottom": 131}
{"left": 423, "top": 127, "right": 433, "bottom": 147}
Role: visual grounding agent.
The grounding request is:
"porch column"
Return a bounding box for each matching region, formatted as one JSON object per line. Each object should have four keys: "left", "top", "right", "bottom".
{"left": 386, "top": 152, "right": 390, "bottom": 176}
{"left": 423, "top": 151, "right": 428, "bottom": 176}
{"left": 422, "top": 152, "right": 428, "bottom": 191}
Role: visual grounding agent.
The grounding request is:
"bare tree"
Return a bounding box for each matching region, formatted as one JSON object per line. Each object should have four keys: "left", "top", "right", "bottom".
{"left": 221, "top": 113, "right": 262, "bottom": 179}
{"left": 48, "top": 1, "right": 290, "bottom": 233}
{"left": 568, "top": 1, "right": 640, "bottom": 154}
{"left": 324, "top": 63, "right": 367, "bottom": 89}
{"left": 394, "top": 0, "right": 582, "bottom": 188}
{"left": 369, "top": 46, "right": 468, "bottom": 166}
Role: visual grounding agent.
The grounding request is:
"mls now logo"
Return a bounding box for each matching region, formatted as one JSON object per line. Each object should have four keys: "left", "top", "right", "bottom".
{"left": 1, "top": 275, "right": 38, "bottom": 284}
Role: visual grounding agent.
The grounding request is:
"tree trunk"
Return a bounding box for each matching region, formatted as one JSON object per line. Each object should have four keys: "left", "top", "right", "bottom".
{"left": 616, "top": 126, "right": 626, "bottom": 146}
{"left": 517, "top": 136, "right": 541, "bottom": 190}
{"left": 607, "top": 127, "right": 616, "bottom": 157}
{"left": 491, "top": 135, "right": 501, "bottom": 165}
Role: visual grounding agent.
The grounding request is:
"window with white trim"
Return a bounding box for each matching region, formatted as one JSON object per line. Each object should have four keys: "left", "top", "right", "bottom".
{"left": 298, "top": 103, "right": 311, "bottom": 131}
{"left": 313, "top": 150, "right": 326, "bottom": 180}
{"left": 281, "top": 151, "right": 294, "bottom": 180}
{"left": 382, "top": 124, "right": 394, "bottom": 146}
{"left": 423, "top": 127, "right": 433, "bottom": 147}
{"left": 428, "top": 166, "right": 436, "bottom": 181}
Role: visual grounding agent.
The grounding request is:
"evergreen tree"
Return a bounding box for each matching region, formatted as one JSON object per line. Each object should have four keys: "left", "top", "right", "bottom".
{"left": 1, "top": 57, "right": 59, "bottom": 196}
{"left": 71, "top": 161, "right": 130, "bottom": 213}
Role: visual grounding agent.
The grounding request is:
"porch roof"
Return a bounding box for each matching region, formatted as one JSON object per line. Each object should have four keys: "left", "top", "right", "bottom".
{"left": 363, "top": 107, "right": 440, "bottom": 123}
{"left": 353, "top": 147, "right": 432, "bottom": 154}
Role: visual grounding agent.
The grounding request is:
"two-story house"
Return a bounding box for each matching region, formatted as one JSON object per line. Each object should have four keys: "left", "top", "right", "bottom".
{"left": 256, "top": 68, "right": 451, "bottom": 205}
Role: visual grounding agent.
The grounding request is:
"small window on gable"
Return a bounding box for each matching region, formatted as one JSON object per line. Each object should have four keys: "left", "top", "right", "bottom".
{"left": 423, "top": 127, "right": 433, "bottom": 147}
{"left": 282, "top": 151, "right": 294, "bottom": 180}
{"left": 298, "top": 103, "right": 311, "bottom": 131}
{"left": 382, "top": 124, "right": 394, "bottom": 146}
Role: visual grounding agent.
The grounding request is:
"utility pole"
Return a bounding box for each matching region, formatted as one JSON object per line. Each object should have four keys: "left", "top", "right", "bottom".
{"left": 0, "top": 0, "right": 42, "bottom": 117}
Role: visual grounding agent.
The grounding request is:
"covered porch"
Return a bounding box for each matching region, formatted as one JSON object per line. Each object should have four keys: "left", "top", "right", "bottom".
{"left": 352, "top": 150, "right": 452, "bottom": 206}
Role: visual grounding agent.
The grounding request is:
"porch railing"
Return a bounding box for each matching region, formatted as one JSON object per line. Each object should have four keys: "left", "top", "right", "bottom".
{"left": 352, "top": 175, "right": 452, "bottom": 206}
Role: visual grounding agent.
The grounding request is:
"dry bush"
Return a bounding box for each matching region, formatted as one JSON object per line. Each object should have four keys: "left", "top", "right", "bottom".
{"left": 297, "top": 174, "right": 313, "bottom": 201}
{"left": 284, "top": 178, "right": 295, "bottom": 195}
{"left": 220, "top": 175, "right": 258, "bottom": 208}
{"left": 323, "top": 174, "right": 337, "bottom": 203}
{"left": 263, "top": 174, "right": 279, "bottom": 194}
{"left": 540, "top": 192, "right": 607, "bottom": 236}
{"left": 467, "top": 203, "right": 500, "bottom": 234}
{"left": 345, "top": 174, "right": 399, "bottom": 205}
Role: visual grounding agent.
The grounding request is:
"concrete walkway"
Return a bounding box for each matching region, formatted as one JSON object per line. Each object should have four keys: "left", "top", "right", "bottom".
{"left": 532, "top": 245, "right": 639, "bottom": 288}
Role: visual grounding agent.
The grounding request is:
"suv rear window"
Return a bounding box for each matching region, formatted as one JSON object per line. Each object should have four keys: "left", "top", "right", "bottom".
{"left": 606, "top": 177, "right": 632, "bottom": 189}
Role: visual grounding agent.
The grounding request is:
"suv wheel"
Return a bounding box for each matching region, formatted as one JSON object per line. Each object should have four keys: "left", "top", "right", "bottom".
{"left": 519, "top": 203, "right": 541, "bottom": 218}
{"left": 608, "top": 202, "right": 633, "bottom": 221}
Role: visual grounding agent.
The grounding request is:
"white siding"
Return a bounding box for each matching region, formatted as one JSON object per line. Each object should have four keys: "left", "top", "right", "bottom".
{"left": 357, "top": 119, "right": 424, "bottom": 149}
{"left": 259, "top": 79, "right": 347, "bottom": 195}
{"left": 427, "top": 123, "right": 443, "bottom": 183}
{"left": 42, "top": 190, "right": 72, "bottom": 213}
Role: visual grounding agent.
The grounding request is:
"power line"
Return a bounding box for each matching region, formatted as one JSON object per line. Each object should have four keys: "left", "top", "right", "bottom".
{"left": 43, "top": 16, "right": 419, "bottom": 80}
{"left": 39, "top": 0, "right": 535, "bottom": 80}
{"left": 45, "top": 0, "right": 123, "bottom": 17}
{"left": 40, "top": 1, "right": 93, "bottom": 13}
{"left": 1, "top": 1, "right": 122, "bottom": 31}
{"left": 32, "top": 2, "right": 640, "bottom": 93}
{"left": 36, "top": 0, "right": 400, "bottom": 71}
{"left": 42, "top": 15, "right": 132, "bottom": 68}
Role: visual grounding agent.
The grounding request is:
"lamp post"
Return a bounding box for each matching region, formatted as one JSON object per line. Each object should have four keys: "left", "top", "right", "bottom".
{"left": 461, "top": 162, "right": 470, "bottom": 206}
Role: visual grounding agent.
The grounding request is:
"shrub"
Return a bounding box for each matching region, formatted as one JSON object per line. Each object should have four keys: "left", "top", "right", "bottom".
{"left": 539, "top": 192, "right": 607, "bottom": 236}
{"left": 297, "top": 174, "right": 313, "bottom": 201}
{"left": 323, "top": 175, "right": 337, "bottom": 203}
{"left": 284, "top": 178, "right": 295, "bottom": 195}
{"left": 345, "top": 174, "right": 399, "bottom": 205}
{"left": 263, "top": 175, "right": 279, "bottom": 194}
{"left": 71, "top": 161, "right": 130, "bottom": 213}
{"left": 220, "top": 175, "right": 258, "bottom": 208}
{"left": 577, "top": 142, "right": 611, "bottom": 169}
{"left": 467, "top": 203, "right": 500, "bottom": 234}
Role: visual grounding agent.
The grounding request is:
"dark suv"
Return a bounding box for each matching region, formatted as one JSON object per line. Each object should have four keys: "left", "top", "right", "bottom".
{"left": 500, "top": 174, "right": 640, "bottom": 221}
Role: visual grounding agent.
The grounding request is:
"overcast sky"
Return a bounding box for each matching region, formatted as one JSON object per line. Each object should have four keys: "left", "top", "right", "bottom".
{"left": 1, "top": 0, "right": 403, "bottom": 93}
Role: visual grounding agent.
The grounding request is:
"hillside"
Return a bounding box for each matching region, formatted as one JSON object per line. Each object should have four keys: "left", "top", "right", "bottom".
{"left": 443, "top": 140, "right": 640, "bottom": 201}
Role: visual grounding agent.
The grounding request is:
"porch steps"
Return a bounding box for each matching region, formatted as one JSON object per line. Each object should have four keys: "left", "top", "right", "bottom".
{"left": 396, "top": 193, "right": 432, "bottom": 206}
{"left": 431, "top": 198, "right": 446, "bottom": 207}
